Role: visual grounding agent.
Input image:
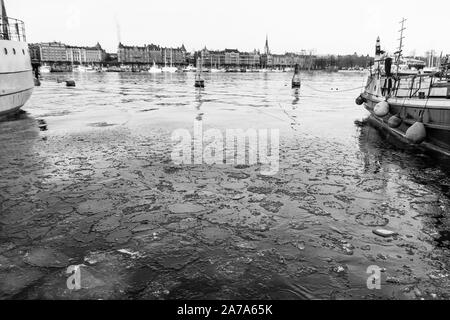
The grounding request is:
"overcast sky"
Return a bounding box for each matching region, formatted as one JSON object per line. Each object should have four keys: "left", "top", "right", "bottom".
{"left": 6, "top": 0, "right": 450, "bottom": 56}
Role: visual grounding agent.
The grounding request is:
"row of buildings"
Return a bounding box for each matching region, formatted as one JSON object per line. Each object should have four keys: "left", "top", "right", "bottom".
{"left": 29, "top": 42, "right": 108, "bottom": 65}
{"left": 117, "top": 43, "right": 187, "bottom": 66}
{"left": 28, "top": 37, "right": 372, "bottom": 71}
{"left": 116, "top": 37, "right": 317, "bottom": 69}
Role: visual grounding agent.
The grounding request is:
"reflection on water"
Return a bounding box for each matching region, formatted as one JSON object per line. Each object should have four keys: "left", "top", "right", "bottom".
{"left": 0, "top": 71, "right": 449, "bottom": 300}
{"left": 292, "top": 88, "right": 300, "bottom": 108}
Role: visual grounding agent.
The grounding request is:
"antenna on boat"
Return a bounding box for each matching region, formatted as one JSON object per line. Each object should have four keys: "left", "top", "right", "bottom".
{"left": 395, "top": 18, "right": 407, "bottom": 74}
{"left": 1, "top": 0, "right": 10, "bottom": 40}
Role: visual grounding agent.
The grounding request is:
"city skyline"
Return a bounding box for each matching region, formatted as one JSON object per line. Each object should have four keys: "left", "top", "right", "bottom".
{"left": 7, "top": 0, "right": 450, "bottom": 56}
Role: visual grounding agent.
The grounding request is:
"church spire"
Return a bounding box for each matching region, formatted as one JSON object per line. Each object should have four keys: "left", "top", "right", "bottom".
{"left": 264, "top": 34, "right": 270, "bottom": 55}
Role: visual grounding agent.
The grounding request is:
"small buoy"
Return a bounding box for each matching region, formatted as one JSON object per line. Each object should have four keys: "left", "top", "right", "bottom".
{"left": 37, "top": 119, "right": 48, "bottom": 131}
{"left": 65, "top": 80, "right": 76, "bottom": 87}
{"left": 292, "top": 64, "right": 301, "bottom": 88}
{"left": 292, "top": 80, "right": 301, "bottom": 88}
{"left": 355, "top": 95, "right": 365, "bottom": 105}
{"left": 405, "top": 121, "right": 427, "bottom": 144}
{"left": 194, "top": 59, "right": 204, "bottom": 88}
{"left": 388, "top": 114, "right": 402, "bottom": 128}
{"left": 194, "top": 79, "right": 205, "bottom": 88}
{"left": 374, "top": 101, "right": 390, "bottom": 117}
{"left": 34, "top": 78, "right": 41, "bottom": 87}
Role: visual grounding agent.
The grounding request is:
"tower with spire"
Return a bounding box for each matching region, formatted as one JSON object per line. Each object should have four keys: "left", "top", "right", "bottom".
{"left": 264, "top": 34, "right": 270, "bottom": 55}
{"left": 261, "top": 34, "right": 272, "bottom": 68}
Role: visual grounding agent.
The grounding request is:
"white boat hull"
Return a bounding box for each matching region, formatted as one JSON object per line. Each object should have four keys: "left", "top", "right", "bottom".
{"left": 162, "top": 67, "right": 177, "bottom": 73}
{"left": 0, "top": 40, "right": 34, "bottom": 117}
{"left": 148, "top": 68, "right": 162, "bottom": 74}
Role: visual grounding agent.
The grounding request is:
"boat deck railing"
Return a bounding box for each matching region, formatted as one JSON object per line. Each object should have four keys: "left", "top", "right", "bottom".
{"left": 0, "top": 17, "right": 26, "bottom": 42}
{"left": 378, "top": 73, "right": 450, "bottom": 99}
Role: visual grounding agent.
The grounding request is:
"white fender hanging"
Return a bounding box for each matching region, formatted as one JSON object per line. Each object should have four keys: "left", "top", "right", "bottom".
{"left": 388, "top": 114, "right": 402, "bottom": 128}
{"left": 406, "top": 121, "right": 427, "bottom": 144}
{"left": 374, "top": 101, "right": 390, "bottom": 117}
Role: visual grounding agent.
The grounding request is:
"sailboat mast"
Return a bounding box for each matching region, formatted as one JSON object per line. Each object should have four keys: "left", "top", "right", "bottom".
{"left": 165, "top": 48, "right": 167, "bottom": 67}
{"left": 396, "top": 18, "right": 407, "bottom": 74}
{"left": 1, "top": 0, "right": 10, "bottom": 40}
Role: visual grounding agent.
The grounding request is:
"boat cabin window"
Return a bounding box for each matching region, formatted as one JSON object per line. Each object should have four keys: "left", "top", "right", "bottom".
{"left": 13, "top": 48, "right": 16, "bottom": 55}
{"left": 3, "top": 48, "right": 7, "bottom": 55}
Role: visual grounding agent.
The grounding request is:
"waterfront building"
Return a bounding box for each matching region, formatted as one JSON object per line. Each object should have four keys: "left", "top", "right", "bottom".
{"left": 239, "top": 50, "right": 261, "bottom": 68}
{"left": 147, "top": 44, "right": 163, "bottom": 64}
{"left": 224, "top": 49, "right": 240, "bottom": 67}
{"left": 117, "top": 43, "right": 149, "bottom": 64}
{"left": 117, "top": 43, "right": 187, "bottom": 66}
{"left": 66, "top": 43, "right": 106, "bottom": 64}
{"left": 165, "top": 44, "right": 187, "bottom": 65}
{"left": 200, "top": 48, "right": 226, "bottom": 68}
{"left": 29, "top": 42, "right": 106, "bottom": 65}
{"left": 29, "top": 42, "right": 68, "bottom": 63}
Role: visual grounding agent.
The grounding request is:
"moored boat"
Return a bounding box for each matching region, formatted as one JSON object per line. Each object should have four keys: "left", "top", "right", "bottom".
{"left": 148, "top": 60, "right": 162, "bottom": 73}
{"left": 40, "top": 65, "right": 52, "bottom": 73}
{"left": 357, "top": 23, "right": 450, "bottom": 156}
{"left": 0, "top": 0, "right": 34, "bottom": 118}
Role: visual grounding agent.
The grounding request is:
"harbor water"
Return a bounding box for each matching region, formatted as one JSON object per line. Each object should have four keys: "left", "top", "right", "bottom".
{"left": 0, "top": 71, "right": 449, "bottom": 299}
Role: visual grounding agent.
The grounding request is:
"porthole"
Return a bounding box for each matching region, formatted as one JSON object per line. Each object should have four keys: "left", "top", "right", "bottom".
{"left": 4, "top": 48, "right": 7, "bottom": 55}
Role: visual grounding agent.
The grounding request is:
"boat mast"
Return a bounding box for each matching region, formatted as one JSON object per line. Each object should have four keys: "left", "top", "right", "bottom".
{"left": 165, "top": 48, "right": 167, "bottom": 68}
{"left": 1, "top": 0, "right": 10, "bottom": 40}
{"left": 395, "top": 18, "right": 407, "bottom": 75}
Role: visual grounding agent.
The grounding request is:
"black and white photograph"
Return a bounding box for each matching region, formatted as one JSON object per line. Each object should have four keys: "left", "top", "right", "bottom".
{"left": 1, "top": 0, "right": 450, "bottom": 308}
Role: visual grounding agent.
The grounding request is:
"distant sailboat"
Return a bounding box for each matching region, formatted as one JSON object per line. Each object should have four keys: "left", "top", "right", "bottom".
{"left": 183, "top": 65, "right": 196, "bottom": 72}
{"left": 40, "top": 65, "right": 52, "bottom": 73}
{"left": 77, "top": 65, "right": 96, "bottom": 73}
{"left": 149, "top": 60, "right": 162, "bottom": 73}
{"left": 162, "top": 48, "right": 177, "bottom": 73}
{"left": 210, "top": 56, "right": 220, "bottom": 73}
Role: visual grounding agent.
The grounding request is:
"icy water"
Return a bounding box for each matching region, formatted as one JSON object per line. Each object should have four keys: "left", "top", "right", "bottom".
{"left": 0, "top": 71, "right": 449, "bottom": 300}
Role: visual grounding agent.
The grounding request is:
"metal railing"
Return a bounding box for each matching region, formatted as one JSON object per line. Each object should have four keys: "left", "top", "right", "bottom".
{"left": 379, "top": 74, "right": 450, "bottom": 99}
{"left": 0, "top": 17, "right": 26, "bottom": 42}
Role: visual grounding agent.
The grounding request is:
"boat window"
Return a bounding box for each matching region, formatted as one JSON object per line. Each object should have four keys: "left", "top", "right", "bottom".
{"left": 13, "top": 48, "right": 16, "bottom": 55}
{"left": 4, "top": 48, "right": 7, "bottom": 55}
{"left": 22, "top": 49, "right": 25, "bottom": 55}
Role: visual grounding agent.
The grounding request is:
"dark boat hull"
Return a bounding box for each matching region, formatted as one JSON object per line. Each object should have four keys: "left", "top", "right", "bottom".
{"left": 361, "top": 91, "right": 450, "bottom": 156}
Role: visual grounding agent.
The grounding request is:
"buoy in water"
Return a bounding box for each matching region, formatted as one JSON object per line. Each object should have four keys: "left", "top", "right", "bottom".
{"left": 374, "top": 101, "right": 390, "bottom": 117}
{"left": 355, "top": 95, "right": 365, "bottom": 105}
{"left": 37, "top": 119, "right": 47, "bottom": 131}
{"left": 194, "top": 59, "right": 204, "bottom": 88}
{"left": 405, "top": 121, "right": 426, "bottom": 144}
{"left": 388, "top": 114, "right": 402, "bottom": 128}
{"left": 292, "top": 64, "right": 301, "bottom": 88}
{"left": 194, "top": 79, "right": 205, "bottom": 88}
{"left": 65, "top": 80, "right": 76, "bottom": 87}
{"left": 34, "top": 78, "right": 41, "bottom": 87}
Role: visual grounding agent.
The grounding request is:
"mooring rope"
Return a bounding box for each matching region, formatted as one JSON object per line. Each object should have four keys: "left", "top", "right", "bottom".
{"left": 303, "top": 83, "right": 366, "bottom": 93}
